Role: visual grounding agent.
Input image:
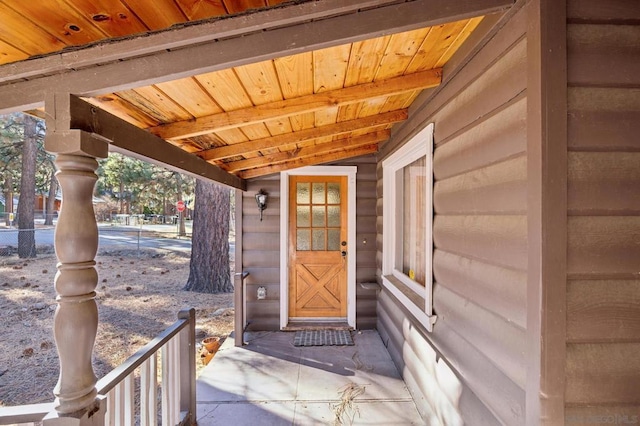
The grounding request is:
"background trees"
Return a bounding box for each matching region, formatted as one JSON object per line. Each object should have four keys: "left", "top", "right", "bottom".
{"left": 1, "top": 112, "right": 232, "bottom": 292}
{"left": 1, "top": 114, "right": 56, "bottom": 226}
{"left": 0, "top": 113, "right": 54, "bottom": 257}
{"left": 97, "top": 153, "right": 195, "bottom": 218}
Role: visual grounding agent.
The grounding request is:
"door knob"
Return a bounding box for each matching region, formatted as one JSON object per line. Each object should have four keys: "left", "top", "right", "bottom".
{"left": 341, "top": 250, "right": 347, "bottom": 257}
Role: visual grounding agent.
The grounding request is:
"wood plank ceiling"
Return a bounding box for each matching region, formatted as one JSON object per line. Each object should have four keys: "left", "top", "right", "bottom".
{"left": 0, "top": 0, "right": 483, "bottom": 179}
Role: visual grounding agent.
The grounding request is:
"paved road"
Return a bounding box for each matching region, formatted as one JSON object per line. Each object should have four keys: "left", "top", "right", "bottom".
{"left": 98, "top": 227, "right": 193, "bottom": 252}
{"left": 0, "top": 225, "right": 236, "bottom": 255}
{"left": 0, "top": 225, "right": 217, "bottom": 254}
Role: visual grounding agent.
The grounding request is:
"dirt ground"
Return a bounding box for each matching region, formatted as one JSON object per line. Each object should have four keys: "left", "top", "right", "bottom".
{"left": 0, "top": 249, "right": 234, "bottom": 407}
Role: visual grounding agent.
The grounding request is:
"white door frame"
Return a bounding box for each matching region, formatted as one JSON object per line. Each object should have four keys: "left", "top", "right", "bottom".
{"left": 280, "top": 166, "right": 357, "bottom": 329}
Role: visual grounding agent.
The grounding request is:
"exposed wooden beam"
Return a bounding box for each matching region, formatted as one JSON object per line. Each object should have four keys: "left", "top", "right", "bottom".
{"left": 0, "top": 0, "right": 514, "bottom": 114}
{"left": 225, "top": 130, "right": 390, "bottom": 172}
{"left": 67, "top": 95, "right": 246, "bottom": 190}
{"left": 238, "top": 144, "right": 380, "bottom": 179}
{"left": 198, "top": 109, "right": 407, "bottom": 161}
{"left": 151, "top": 71, "right": 438, "bottom": 140}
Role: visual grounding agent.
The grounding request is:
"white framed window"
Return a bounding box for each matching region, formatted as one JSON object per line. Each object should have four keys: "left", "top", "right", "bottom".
{"left": 382, "top": 123, "right": 436, "bottom": 331}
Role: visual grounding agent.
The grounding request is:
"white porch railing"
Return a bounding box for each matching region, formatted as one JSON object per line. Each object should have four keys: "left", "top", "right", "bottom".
{"left": 0, "top": 308, "right": 196, "bottom": 426}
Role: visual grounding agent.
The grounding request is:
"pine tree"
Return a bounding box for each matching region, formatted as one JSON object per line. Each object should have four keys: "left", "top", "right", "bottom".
{"left": 183, "top": 179, "right": 232, "bottom": 293}
{"left": 17, "top": 114, "right": 38, "bottom": 258}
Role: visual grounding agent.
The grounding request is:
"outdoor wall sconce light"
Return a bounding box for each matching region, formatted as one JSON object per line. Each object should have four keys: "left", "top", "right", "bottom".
{"left": 255, "top": 189, "right": 268, "bottom": 221}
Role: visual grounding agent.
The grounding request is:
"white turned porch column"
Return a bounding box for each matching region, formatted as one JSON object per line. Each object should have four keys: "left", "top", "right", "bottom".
{"left": 44, "top": 130, "right": 108, "bottom": 424}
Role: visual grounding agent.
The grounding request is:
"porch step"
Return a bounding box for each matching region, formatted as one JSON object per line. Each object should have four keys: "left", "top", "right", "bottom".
{"left": 282, "top": 321, "right": 352, "bottom": 331}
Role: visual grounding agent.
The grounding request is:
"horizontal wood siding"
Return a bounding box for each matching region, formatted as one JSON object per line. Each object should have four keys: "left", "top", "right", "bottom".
{"left": 241, "top": 155, "right": 378, "bottom": 330}
{"left": 566, "top": 0, "right": 640, "bottom": 415}
{"left": 568, "top": 87, "right": 640, "bottom": 152}
{"left": 243, "top": 178, "right": 281, "bottom": 331}
{"left": 377, "top": 5, "right": 527, "bottom": 425}
{"left": 351, "top": 156, "right": 378, "bottom": 329}
{"left": 378, "top": 291, "right": 523, "bottom": 425}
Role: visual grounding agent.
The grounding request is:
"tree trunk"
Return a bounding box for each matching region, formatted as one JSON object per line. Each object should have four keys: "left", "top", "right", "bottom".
{"left": 44, "top": 170, "right": 58, "bottom": 226}
{"left": 17, "top": 115, "right": 37, "bottom": 258}
{"left": 4, "top": 174, "right": 12, "bottom": 226}
{"left": 184, "top": 179, "right": 232, "bottom": 293}
{"left": 119, "top": 178, "right": 124, "bottom": 214}
{"left": 175, "top": 173, "right": 186, "bottom": 236}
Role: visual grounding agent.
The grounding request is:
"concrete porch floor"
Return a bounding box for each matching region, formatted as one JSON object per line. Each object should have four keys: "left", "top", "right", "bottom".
{"left": 196, "top": 330, "right": 424, "bottom": 425}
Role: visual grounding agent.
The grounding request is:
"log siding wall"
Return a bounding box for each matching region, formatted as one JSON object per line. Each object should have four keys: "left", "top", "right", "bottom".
{"left": 243, "top": 176, "right": 281, "bottom": 331}
{"left": 565, "top": 0, "right": 640, "bottom": 420}
{"left": 238, "top": 1, "right": 640, "bottom": 422}
{"left": 377, "top": 5, "right": 528, "bottom": 425}
{"left": 240, "top": 156, "right": 378, "bottom": 331}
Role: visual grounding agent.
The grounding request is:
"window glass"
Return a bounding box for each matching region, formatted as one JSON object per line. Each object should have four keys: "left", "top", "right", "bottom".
{"left": 312, "top": 229, "right": 326, "bottom": 250}
{"left": 327, "top": 206, "right": 340, "bottom": 227}
{"left": 297, "top": 229, "right": 310, "bottom": 251}
{"left": 297, "top": 182, "right": 310, "bottom": 204}
{"left": 297, "top": 206, "right": 310, "bottom": 227}
{"left": 328, "top": 229, "right": 340, "bottom": 251}
{"left": 312, "top": 183, "right": 325, "bottom": 204}
{"left": 327, "top": 183, "right": 340, "bottom": 204}
{"left": 401, "top": 157, "right": 426, "bottom": 286}
{"left": 312, "top": 206, "right": 326, "bottom": 227}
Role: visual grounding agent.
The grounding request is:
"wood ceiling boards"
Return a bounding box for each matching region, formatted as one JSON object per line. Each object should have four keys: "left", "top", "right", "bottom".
{"left": 0, "top": 0, "right": 488, "bottom": 179}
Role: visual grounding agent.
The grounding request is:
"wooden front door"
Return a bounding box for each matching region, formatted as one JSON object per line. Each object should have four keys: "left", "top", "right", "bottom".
{"left": 289, "top": 175, "right": 348, "bottom": 319}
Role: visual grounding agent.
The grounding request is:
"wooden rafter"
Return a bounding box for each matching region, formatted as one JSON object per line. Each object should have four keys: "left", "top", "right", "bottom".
{"left": 224, "top": 130, "right": 390, "bottom": 173}
{"left": 149, "top": 70, "right": 440, "bottom": 140}
{"left": 198, "top": 109, "right": 407, "bottom": 161}
{"left": 65, "top": 95, "right": 246, "bottom": 190}
{"left": 0, "top": 0, "right": 513, "bottom": 114}
{"left": 0, "top": 1, "right": 515, "bottom": 183}
{"left": 238, "top": 144, "right": 380, "bottom": 179}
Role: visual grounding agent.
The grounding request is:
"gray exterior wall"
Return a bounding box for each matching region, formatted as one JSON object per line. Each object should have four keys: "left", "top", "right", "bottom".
{"left": 376, "top": 5, "right": 528, "bottom": 425}
{"left": 241, "top": 176, "right": 281, "bottom": 331}
{"left": 237, "top": 1, "right": 639, "bottom": 422}
{"left": 565, "top": 0, "right": 640, "bottom": 419}
{"left": 376, "top": 0, "right": 640, "bottom": 424}
{"left": 239, "top": 155, "right": 378, "bottom": 331}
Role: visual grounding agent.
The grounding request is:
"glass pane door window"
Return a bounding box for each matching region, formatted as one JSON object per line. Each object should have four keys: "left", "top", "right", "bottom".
{"left": 295, "top": 180, "right": 342, "bottom": 251}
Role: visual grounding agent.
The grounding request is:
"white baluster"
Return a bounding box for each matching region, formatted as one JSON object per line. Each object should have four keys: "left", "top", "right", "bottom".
{"left": 123, "top": 375, "right": 134, "bottom": 426}
{"left": 161, "top": 345, "right": 170, "bottom": 426}
{"left": 140, "top": 354, "right": 158, "bottom": 426}
{"left": 172, "top": 338, "right": 180, "bottom": 424}
{"left": 114, "top": 382, "right": 124, "bottom": 426}
{"left": 106, "top": 390, "right": 116, "bottom": 426}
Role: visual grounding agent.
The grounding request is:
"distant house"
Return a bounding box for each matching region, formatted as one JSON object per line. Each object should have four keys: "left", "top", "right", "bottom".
{"left": 35, "top": 192, "right": 61, "bottom": 217}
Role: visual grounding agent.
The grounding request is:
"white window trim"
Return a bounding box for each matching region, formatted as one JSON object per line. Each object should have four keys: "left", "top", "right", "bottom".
{"left": 382, "top": 123, "right": 436, "bottom": 332}
{"left": 279, "top": 166, "right": 357, "bottom": 329}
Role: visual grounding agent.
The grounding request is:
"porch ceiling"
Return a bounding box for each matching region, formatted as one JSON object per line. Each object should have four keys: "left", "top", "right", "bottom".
{"left": 0, "top": 0, "right": 508, "bottom": 183}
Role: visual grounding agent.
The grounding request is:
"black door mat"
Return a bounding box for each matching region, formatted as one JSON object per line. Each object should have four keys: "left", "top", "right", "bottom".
{"left": 293, "top": 330, "right": 354, "bottom": 347}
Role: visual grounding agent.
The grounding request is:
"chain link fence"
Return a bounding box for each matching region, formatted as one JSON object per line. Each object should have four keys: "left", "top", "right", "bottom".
{"left": 0, "top": 221, "right": 193, "bottom": 258}
{"left": 0, "top": 227, "right": 53, "bottom": 256}
{"left": 97, "top": 225, "right": 192, "bottom": 256}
